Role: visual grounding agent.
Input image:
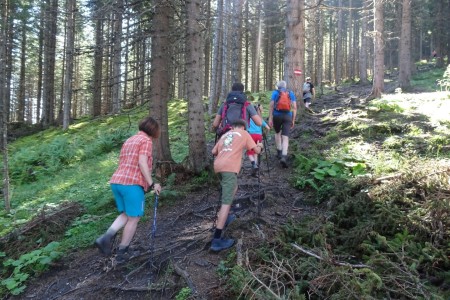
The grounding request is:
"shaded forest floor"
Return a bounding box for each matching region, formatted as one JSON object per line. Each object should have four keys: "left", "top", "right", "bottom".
{"left": 9, "top": 82, "right": 399, "bottom": 300}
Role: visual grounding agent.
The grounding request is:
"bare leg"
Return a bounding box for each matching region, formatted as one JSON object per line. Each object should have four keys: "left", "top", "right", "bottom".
{"left": 108, "top": 213, "right": 128, "bottom": 233}
{"left": 215, "top": 204, "right": 231, "bottom": 230}
{"left": 275, "top": 131, "right": 282, "bottom": 151}
{"left": 119, "top": 216, "right": 141, "bottom": 247}
{"left": 281, "top": 135, "right": 289, "bottom": 156}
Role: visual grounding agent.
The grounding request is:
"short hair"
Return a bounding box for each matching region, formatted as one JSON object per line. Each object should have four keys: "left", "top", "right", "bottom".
{"left": 139, "top": 116, "right": 160, "bottom": 138}
{"left": 231, "top": 82, "right": 245, "bottom": 92}
{"left": 232, "top": 119, "right": 247, "bottom": 129}
{"left": 277, "top": 80, "right": 286, "bottom": 89}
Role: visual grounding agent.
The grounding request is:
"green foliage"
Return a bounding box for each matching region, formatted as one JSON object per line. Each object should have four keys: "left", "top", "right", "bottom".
{"left": 1, "top": 242, "right": 62, "bottom": 296}
{"left": 175, "top": 287, "right": 192, "bottom": 300}
{"left": 368, "top": 100, "right": 404, "bottom": 113}
{"left": 293, "top": 155, "right": 366, "bottom": 203}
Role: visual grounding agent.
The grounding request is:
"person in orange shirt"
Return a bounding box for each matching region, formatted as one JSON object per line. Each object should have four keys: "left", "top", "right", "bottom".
{"left": 211, "top": 119, "right": 263, "bottom": 251}
{"left": 95, "top": 116, "right": 162, "bottom": 263}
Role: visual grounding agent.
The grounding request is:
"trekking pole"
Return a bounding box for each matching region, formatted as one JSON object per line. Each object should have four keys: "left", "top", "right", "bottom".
{"left": 149, "top": 193, "right": 159, "bottom": 267}
{"left": 257, "top": 152, "right": 262, "bottom": 216}
{"left": 262, "top": 132, "right": 271, "bottom": 178}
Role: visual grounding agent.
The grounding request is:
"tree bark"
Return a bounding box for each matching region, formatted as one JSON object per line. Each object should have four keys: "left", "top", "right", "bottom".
{"left": 369, "top": 0, "right": 384, "bottom": 99}
{"left": 0, "top": 0, "right": 11, "bottom": 212}
{"left": 284, "top": 0, "right": 304, "bottom": 97}
{"left": 41, "top": 0, "right": 58, "bottom": 127}
{"left": 92, "top": 0, "right": 104, "bottom": 117}
{"left": 150, "top": 0, "right": 174, "bottom": 169}
{"left": 398, "top": 0, "right": 411, "bottom": 90}
{"left": 111, "top": 0, "right": 123, "bottom": 114}
{"left": 63, "top": 0, "right": 76, "bottom": 129}
{"left": 359, "top": 0, "right": 369, "bottom": 84}
{"left": 208, "top": 0, "right": 223, "bottom": 115}
{"left": 185, "top": 0, "right": 208, "bottom": 173}
{"left": 17, "top": 21, "right": 27, "bottom": 122}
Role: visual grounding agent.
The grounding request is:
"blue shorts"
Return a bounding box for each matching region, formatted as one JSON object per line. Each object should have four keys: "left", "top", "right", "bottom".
{"left": 110, "top": 184, "right": 145, "bottom": 217}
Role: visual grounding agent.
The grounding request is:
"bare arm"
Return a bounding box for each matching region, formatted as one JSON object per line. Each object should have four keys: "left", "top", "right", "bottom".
{"left": 251, "top": 114, "right": 262, "bottom": 126}
{"left": 211, "top": 114, "right": 222, "bottom": 132}
{"left": 268, "top": 101, "right": 274, "bottom": 127}
{"left": 138, "top": 154, "right": 161, "bottom": 194}
{"left": 291, "top": 101, "right": 297, "bottom": 128}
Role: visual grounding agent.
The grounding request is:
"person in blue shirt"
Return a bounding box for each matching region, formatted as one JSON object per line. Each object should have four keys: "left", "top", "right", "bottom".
{"left": 268, "top": 80, "right": 297, "bottom": 168}
{"left": 247, "top": 104, "right": 271, "bottom": 176}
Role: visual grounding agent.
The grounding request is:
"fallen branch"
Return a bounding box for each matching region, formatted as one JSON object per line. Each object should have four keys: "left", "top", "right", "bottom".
{"left": 237, "top": 234, "right": 243, "bottom": 266}
{"left": 291, "top": 243, "right": 371, "bottom": 269}
{"left": 173, "top": 261, "right": 197, "bottom": 295}
{"left": 373, "top": 173, "right": 402, "bottom": 184}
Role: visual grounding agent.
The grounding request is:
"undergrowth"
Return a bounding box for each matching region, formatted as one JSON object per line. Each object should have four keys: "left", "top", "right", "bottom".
{"left": 216, "top": 71, "right": 450, "bottom": 299}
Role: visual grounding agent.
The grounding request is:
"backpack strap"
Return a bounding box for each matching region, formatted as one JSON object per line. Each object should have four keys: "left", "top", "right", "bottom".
{"left": 242, "top": 101, "right": 250, "bottom": 125}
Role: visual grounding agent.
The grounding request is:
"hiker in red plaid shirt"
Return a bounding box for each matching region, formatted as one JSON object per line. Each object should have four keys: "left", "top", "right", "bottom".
{"left": 95, "top": 116, "right": 162, "bottom": 263}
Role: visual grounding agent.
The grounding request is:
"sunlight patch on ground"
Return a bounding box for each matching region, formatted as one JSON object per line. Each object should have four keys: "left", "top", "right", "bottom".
{"left": 383, "top": 91, "right": 450, "bottom": 123}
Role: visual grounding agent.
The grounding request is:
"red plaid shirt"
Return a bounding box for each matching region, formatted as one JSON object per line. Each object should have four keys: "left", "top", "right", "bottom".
{"left": 110, "top": 131, "right": 153, "bottom": 190}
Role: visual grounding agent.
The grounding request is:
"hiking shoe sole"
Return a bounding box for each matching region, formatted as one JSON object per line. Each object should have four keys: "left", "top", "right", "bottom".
{"left": 210, "top": 238, "right": 235, "bottom": 252}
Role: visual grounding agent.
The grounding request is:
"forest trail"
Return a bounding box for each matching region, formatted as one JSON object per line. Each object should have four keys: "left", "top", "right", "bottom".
{"left": 11, "top": 83, "right": 376, "bottom": 300}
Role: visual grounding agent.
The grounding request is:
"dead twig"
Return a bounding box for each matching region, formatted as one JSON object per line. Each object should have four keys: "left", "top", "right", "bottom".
{"left": 291, "top": 243, "right": 371, "bottom": 269}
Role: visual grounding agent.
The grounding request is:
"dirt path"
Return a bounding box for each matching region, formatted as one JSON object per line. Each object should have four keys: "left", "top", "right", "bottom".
{"left": 11, "top": 84, "right": 374, "bottom": 300}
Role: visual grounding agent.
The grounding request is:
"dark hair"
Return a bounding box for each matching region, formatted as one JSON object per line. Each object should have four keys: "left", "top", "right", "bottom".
{"left": 232, "top": 119, "right": 247, "bottom": 129}
{"left": 139, "top": 116, "right": 160, "bottom": 138}
{"left": 231, "top": 82, "right": 244, "bottom": 92}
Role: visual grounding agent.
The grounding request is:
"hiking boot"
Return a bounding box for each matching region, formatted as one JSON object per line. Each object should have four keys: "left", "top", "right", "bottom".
{"left": 210, "top": 238, "right": 235, "bottom": 252}
{"left": 251, "top": 163, "right": 259, "bottom": 176}
{"left": 94, "top": 234, "right": 114, "bottom": 256}
{"left": 280, "top": 155, "right": 288, "bottom": 168}
{"left": 116, "top": 246, "right": 140, "bottom": 264}
{"left": 276, "top": 149, "right": 282, "bottom": 159}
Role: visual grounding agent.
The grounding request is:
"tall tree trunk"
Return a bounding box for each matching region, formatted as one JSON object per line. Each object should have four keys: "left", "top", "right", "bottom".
{"left": 284, "top": 0, "right": 304, "bottom": 98}
{"left": 203, "top": 0, "right": 211, "bottom": 97}
{"left": 314, "top": 0, "right": 323, "bottom": 92}
{"left": 399, "top": 0, "right": 411, "bottom": 90}
{"left": 186, "top": 0, "right": 208, "bottom": 173}
{"left": 92, "top": 0, "right": 103, "bottom": 116}
{"left": 220, "top": 0, "right": 231, "bottom": 99}
{"left": 111, "top": 0, "right": 123, "bottom": 114}
{"left": 369, "top": 0, "right": 384, "bottom": 99}
{"left": 252, "top": 4, "right": 262, "bottom": 92}
{"left": 0, "top": 0, "right": 10, "bottom": 212}
{"left": 41, "top": 0, "right": 58, "bottom": 127}
{"left": 230, "top": 0, "right": 244, "bottom": 84}
{"left": 208, "top": 0, "right": 223, "bottom": 114}
{"left": 150, "top": 0, "right": 173, "bottom": 169}
{"left": 36, "top": 5, "right": 44, "bottom": 122}
{"left": 17, "top": 22, "right": 27, "bottom": 122}
{"left": 63, "top": 0, "right": 76, "bottom": 129}
{"left": 359, "top": 0, "right": 369, "bottom": 84}
{"left": 335, "top": 0, "right": 343, "bottom": 85}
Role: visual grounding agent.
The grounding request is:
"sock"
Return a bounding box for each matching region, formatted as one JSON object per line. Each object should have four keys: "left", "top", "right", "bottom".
{"left": 213, "top": 229, "right": 223, "bottom": 239}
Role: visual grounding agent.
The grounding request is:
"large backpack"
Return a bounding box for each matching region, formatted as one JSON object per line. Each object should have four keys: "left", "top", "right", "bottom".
{"left": 218, "top": 92, "right": 250, "bottom": 136}
{"left": 275, "top": 90, "right": 292, "bottom": 112}
{"left": 303, "top": 82, "right": 311, "bottom": 93}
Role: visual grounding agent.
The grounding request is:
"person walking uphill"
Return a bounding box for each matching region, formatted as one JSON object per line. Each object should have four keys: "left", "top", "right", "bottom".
{"left": 269, "top": 80, "right": 297, "bottom": 168}
{"left": 211, "top": 119, "right": 263, "bottom": 252}
{"left": 211, "top": 82, "right": 262, "bottom": 137}
{"left": 302, "top": 77, "right": 315, "bottom": 109}
{"left": 95, "top": 116, "right": 162, "bottom": 264}
{"left": 247, "top": 104, "right": 270, "bottom": 176}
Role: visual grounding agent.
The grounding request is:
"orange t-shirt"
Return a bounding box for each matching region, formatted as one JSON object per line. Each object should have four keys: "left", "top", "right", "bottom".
{"left": 212, "top": 128, "right": 257, "bottom": 174}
